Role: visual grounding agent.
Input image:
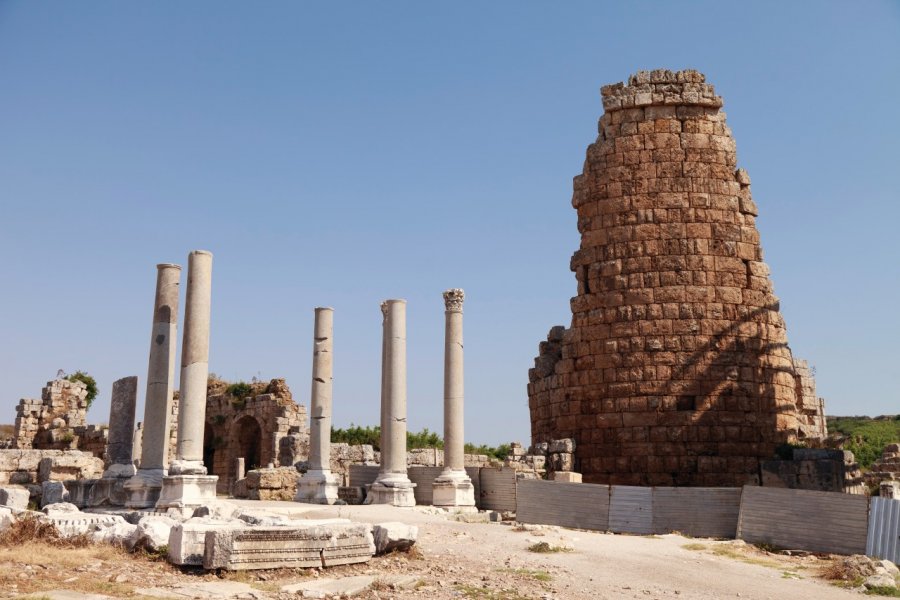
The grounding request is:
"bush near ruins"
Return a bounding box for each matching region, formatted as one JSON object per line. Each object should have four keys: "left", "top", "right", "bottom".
{"left": 331, "top": 425, "right": 510, "bottom": 460}
{"left": 827, "top": 416, "right": 900, "bottom": 469}
{"left": 66, "top": 370, "right": 98, "bottom": 410}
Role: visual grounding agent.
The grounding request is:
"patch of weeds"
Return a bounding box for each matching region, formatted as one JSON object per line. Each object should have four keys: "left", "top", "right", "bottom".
{"left": 0, "top": 514, "right": 91, "bottom": 548}
{"left": 781, "top": 571, "right": 801, "bottom": 579}
{"left": 455, "top": 584, "right": 531, "bottom": 600}
{"left": 511, "top": 524, "right": 529, "bottom": 532}
{"left": 681, "top": 543, "right": 706, "bottom": 551}
{"left": 711, "top": 546, "right": 781, "bottom": 569}
{"left": 865, "top": 586, "right": 900, "bottom": 597}
{"left": 754, "top": 542, "right": 782, "bottom": 553}
{"left": 498, "top": 567, "right": 552, "bottom": 582}
{"left": 527, "top": 541, "right": 571, "bottom": 553}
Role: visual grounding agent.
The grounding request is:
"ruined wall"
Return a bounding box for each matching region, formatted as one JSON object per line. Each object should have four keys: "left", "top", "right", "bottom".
{"left": 12, "top": 379, "right": 109, "bottom": 460}
{"left": 201, "top": 378, "right": 308, "bottom": 493}
{"left": 528, "top": 69, "right": 826, "bottom": 487}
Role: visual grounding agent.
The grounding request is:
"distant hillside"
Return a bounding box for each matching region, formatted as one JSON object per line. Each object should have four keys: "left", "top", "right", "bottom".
{"left": 827, "top": 415, "right": 900, "bottom": 469}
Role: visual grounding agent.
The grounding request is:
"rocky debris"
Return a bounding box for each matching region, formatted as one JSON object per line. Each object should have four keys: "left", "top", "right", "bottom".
{"left": 865, "top": 442, "right": 900, "bottom": 491}
{"left": 193, "top": 500, "right": 241, "bottom": 520}
{"left": 373, "top": 522, "right": 418, "bottom": 555}
{"left": 0, "top": 485, "right": 30, "bottom": 509}
{"left": 42, "top": 502, "right": 80, "bottom": 515}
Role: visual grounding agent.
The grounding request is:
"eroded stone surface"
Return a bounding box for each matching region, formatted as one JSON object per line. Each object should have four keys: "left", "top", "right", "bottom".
{"left": 528, "top": 69, "right": 827, "bottom": 487}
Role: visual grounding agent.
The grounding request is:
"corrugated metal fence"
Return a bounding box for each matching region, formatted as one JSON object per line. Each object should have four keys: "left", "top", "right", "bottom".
{"left": 867, "top": 497, "right": 900, "bottom": 564}
{"left": 516, "top": 479, "right": 609, "bottom": 530}
{"left": 652, "top": 487, "right": 742, "bottom": 539}
{"left": 479, "top": 467, "right": 517, "bottom": 511}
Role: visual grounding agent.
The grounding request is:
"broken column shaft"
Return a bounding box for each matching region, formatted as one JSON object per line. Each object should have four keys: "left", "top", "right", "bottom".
{"left": 103, "top": 375, "right": 139, "bottom": 479}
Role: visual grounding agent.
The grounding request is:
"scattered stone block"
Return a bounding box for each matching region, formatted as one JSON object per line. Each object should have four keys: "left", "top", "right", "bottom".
{"left": 92, "top": 521, "right": 139, "bottom": 550}
{"left": 168, "top": 517, "right": 241, "bottom": 566}
{"left": 135, "top": 515, "right": 177, "bottom": 552}
{"left": 0, "top": 486, "right": 30, "bottom": 509}
{"left": 203, "top": 522, "right": 375, "bottom": 570}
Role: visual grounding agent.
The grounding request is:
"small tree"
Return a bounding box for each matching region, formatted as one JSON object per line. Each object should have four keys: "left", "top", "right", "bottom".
{"left": 66, "top": 370, "right": 98, "bottom": 410}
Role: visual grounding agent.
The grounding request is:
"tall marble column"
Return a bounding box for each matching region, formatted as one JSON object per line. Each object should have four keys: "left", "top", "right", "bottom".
{"left": 125, "top": 263, "right": 180, "bottom": 508}
{"left": 158, "top": 250, "right": 218, "bottom": 509}
{"left": 103, "top": 376, "right": 139, "bottom": 479}
{"left": 296, "top": 307, "right": 340, "bottom": 503}
{"left": 433, "top": 289, "right": 475, "bottom": 508}
{"left": 378, "top": 301, "right": 389, "bottom": 476}
{"left": 366, "top": 299, "right": 416, "bottom": 506}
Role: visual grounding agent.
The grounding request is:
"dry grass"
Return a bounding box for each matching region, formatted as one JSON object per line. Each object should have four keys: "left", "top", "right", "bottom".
{"left": 527, "top": 541, "right": 572, "bottom": 554}
{"left": 0, "top": 514, "right": 92, "bottom": 549}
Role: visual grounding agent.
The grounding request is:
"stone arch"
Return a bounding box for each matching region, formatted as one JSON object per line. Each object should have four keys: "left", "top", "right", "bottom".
{"left": 232, "top": 415, "right": 263, "bottom": 471}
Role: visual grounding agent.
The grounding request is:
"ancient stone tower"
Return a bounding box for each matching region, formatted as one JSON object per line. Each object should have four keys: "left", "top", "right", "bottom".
{"left": 528, "top": 69, "right": 826, "bottom": 487}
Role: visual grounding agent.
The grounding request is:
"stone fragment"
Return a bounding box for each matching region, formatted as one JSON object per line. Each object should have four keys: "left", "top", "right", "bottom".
{"left": 864, "top": 573, "right": 897, "bottom": 590}
{"left": 203, "top": 522, "right": 375, "bottom": 570}
{"left": 135, "top": 515, "right": 177, "bottom": 552}
{"left": 103, "top": 376, "right": 138, "bottom": 479}
{"left": 92, "top": 521, "right": 140, "bottom": 550}
{"left": 548, "top": 439, "right": 576, "bottom": 454}
{"left": 38, "top": 454, "right": 104, "bottom": 482}
{"left": 41, "top": 481, "right": 70, "bottom": 506}
{"left": 372, "top": 522, "right": 418, "bottom": 555}
{"left": 0, "top": 507, "right": 15, "bottom": 531}
{"left": 0, "top": 486, "right": 30, "bottom": 509}
{"left": 280, "top": 575, "right": 375, "bottom": 598}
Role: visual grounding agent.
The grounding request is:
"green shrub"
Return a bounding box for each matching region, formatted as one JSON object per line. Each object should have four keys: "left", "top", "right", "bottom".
{"left": 827, "top": 416, "right": 900, "bottom": 468}
{"left": 226, "top": 382, "right": 253, "bottom": 400}
{"left": 66, "top": 371, "right": 98, "bottom": 410}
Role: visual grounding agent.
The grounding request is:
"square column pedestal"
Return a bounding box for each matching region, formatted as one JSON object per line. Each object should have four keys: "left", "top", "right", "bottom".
{"left": 365, "top": 480, "right": 416, "bottom": 507}
{"left": 156, "top": 474, "right": 218, "bottom": 511}
{"left": 124, "top": 469, "right": 166, "bottom": 508}
{"left": 295, "top": 471, "right": 340, "bottom": 504}
{"left": 432, "top": 471, "right": 476, "bottom": 510}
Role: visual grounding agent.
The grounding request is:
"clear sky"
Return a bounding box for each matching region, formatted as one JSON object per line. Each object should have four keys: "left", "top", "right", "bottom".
{"left": 1, "top": 1, "right": 898, "bottom": 446}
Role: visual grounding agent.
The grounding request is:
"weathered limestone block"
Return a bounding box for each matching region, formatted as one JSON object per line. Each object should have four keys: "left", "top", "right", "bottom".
{"left": 38, "top": 454, "right": 104, "bottom": 482}
{"left": 168, "top": 517, "right": 243, "bottom": 566}
{"left": 40, "top": 506, "right": 127, "bottom": 537}
{"left": 245, "top": 467, "right": 299, "bottom": 501}
{"left": 41, "top": 481, "right": 70, "bottom": 506}
{"left": 552, "top": 471, "right": 583, "bottom": 483}
{"left": 92, "top": 521, "right": 140, "bottom": 550}
{"left": 135, "top": 515, "right": 178, "bottom": 552}
{"left": 372, "top": 522, "right": 418, "bottom": 555}
{"left": 203, "top": 522, "right": 375, "bottom": 570}
{"left": 0, "top": 486, "right": 30, "bottom": 509}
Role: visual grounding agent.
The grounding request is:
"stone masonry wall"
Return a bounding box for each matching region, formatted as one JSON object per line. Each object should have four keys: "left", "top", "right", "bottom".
{"left": 528, "top": 69, "right": 827, "bottom": 487}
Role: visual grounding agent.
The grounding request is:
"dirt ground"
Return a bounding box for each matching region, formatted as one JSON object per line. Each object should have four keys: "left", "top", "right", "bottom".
{"left": 0, "top": 500, "right": 864, "bottom": 600}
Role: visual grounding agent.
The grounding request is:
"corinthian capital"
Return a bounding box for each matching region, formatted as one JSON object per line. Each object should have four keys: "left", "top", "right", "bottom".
{"left": 443, "top": 288, "right": 465, "bottom": 313}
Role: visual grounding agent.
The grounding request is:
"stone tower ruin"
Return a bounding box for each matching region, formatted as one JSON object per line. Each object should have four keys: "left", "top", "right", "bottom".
{"left": 528, "top": 69, "right": 826, "bottom": 487}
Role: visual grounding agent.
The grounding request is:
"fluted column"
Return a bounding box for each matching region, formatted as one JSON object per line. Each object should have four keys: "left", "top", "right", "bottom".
{"left": 295, "top": 307, "right": 339, "bottom": 503}
{"left": 125, "top": 263, "right": 180, "bottom": 507}
{"left": 366, "top": 299, "right": 415, "bottom": 506}
{"left": 157, "top": 250, "right": 218, "bottom": 510}
{"left": 433, "top": 289, "right": 475, "bottom": 508}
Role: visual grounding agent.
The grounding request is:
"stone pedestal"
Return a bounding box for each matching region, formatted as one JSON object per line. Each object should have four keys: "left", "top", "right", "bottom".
{"left": 432, "top": 289, "right": 475, "bottom": 508}
{"left": 158, "top": 250, "right": 218, "bottom": 508}
{"left": 156, "top": 474, "right": 218, "bottom": 510}
{"left": 126, "top": 263, "right": 180, "bottom": 508}
{"left": 103, "top": 376, "right": 138, "bottom": 481}
{"left": 366, "top": 299, "right": 415, "bottom": 507}
{"left": 295, "top": 307, "right": 339, "bottom": 504}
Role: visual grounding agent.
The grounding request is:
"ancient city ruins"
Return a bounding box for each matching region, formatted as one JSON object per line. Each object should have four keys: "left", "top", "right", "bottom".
{"left": 0, "top": 70, "right": 897, "bottom": 595}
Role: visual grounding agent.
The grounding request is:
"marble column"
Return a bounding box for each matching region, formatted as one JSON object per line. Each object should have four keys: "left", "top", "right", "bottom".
{"left": 378, "top": 301, "right": 389, "bottom": 476}
{"left": 366, "top": 299, "right": 416, "bottom": 506}
{"left": 125, "top": 263, "right": 180, "bottom": 508}
{"left": 433, "top": 289, "right": 475, "bottom": 508}
{"left": 296, "top": 307, "right": 340, "bottom": 503}
{"left": 133, "top": 423, "right": 143, "bottom": 468}
{"left": 103, "top": 376, "right": 139, "bottom": 479}
{"left": 158, "top": 250, "right": 218, "bottom": 509}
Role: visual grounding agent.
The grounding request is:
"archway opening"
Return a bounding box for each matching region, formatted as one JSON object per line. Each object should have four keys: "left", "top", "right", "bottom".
{"left": 202, "top": 422, "right": 216, "bottom": 475}
{"left": 233, "top": 415, "right": 262, "bottom": 471}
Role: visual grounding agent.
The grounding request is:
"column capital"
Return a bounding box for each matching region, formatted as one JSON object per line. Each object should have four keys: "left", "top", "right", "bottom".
{"left": 380, "top": 301, "right": 388, "bottom": 320}
{"left": 443, "top": 288, "right": 465, "bottom": 313}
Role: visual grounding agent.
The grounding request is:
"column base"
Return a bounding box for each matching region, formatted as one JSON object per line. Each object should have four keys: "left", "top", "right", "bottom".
{"left": 123, "top": 468, "right": 166, "bottom": 508}
{"left": 156, "top": 474, "right": 218, "bottom": 510}
{"left": 294, "top": 471, "right": 340, "bottom": 504}
{"left": 364, "top": 480, "right": 417, "bottom": 507}
{"left": 432, "top": 471, "right": 476, "bottom": 508}
{"left": 168, "top": 459, "right": 207, "bottom": 475}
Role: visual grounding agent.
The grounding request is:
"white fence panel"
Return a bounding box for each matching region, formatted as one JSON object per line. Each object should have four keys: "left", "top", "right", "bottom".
{"left": 867, "top": 497, "right": 900, "bottom": 564}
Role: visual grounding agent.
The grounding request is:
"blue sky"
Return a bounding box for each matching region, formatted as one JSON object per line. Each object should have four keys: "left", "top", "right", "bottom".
{"left": 1, "top": 2, "right": 898, "bottom": 445}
